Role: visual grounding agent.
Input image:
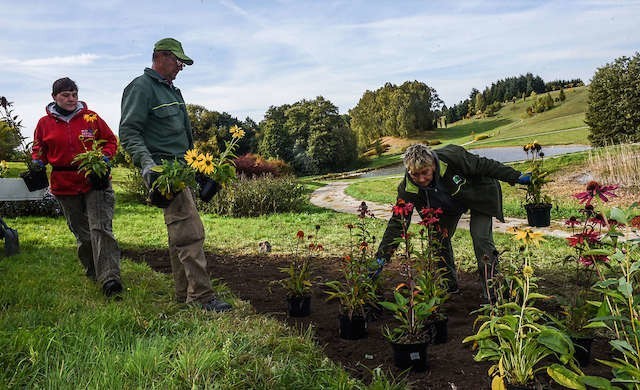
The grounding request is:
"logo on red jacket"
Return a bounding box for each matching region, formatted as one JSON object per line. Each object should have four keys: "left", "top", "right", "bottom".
{"left": 80, "top": 128, "right": 95, "bottom": 140}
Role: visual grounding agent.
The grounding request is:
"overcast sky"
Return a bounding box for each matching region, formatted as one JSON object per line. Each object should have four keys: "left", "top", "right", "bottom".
{"left": 1, "top": 0, "right": 638, "bottom": 139}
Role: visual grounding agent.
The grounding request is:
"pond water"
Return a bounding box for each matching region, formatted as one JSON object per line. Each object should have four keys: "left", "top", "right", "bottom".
{"left": 357, "top": 144, "right": 591, "bottom": 178}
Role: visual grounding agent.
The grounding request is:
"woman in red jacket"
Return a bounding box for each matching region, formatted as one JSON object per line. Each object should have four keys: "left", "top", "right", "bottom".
{"left": 31, "top": 77, "right": 122, "bottom": 297}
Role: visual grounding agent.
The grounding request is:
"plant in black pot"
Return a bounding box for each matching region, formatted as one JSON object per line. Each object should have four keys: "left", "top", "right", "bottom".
{"left": 184, "top": 124, "right": 244, "bottom": 202}
{"left": 521, "top": 141, "right": 552, "bottom": 227}
{"left": 72, "top": 138, "right": 111, "bottom": 191}
{"left": 272, "top": 227, "right": 320, "bottom": 317}
{"left": 324, "top": 203, "right": 379, "bottom": 340}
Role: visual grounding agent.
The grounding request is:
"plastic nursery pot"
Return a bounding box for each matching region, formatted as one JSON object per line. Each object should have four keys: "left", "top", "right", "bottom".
{"left": 428, "top": 316, "right": 448, "bottom": 345}
{"left": 390, "top": 341, "right": 429, "bottom": 372}
{"left": 338, "top": 314, "right": 367, "bottom": 340}
{"left": 20, "top": 168, "right": 49, "bottom": 191}
{"left": 524, "top": 203, "right": 552, "bottom": 227}
{"left": 505, "top": 383, "right": 536, "bottom": 390}
{"left": 287, "top": 295, "right": 311, "bottom": 317}
{"left": 148, "top": 188, "right": 174, "bottom": 209}
{"left": 198, "top": 177, "right": 220, "bottom": 202}
{"left": 88, "top": 173, "right": 110, "bottom": 191}
{"left": 571, "top": 336, "right": 594, "bottom": 367}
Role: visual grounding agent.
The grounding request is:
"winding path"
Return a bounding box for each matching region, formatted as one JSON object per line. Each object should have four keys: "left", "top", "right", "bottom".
{"left": 310, "top": 180, "right": 573, "bottom": 238}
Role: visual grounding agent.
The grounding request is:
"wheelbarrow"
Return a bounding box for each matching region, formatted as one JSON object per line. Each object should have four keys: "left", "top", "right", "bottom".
{"left": 0, "top": 217, "right": 19, "bottom": 257}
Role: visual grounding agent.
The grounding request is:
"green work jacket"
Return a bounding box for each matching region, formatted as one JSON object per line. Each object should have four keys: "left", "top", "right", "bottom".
{"left": 376, "top": 144, "right": 521, "bottom": 260}
{"left": 119, "top": 68, "right": 193, "bottom": 169}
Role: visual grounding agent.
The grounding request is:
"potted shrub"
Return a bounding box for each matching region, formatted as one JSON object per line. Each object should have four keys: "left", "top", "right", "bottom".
{"left": 324, "top": 202, "right": 379, "bottom": 340}
{"left": 463, "top": 227, "right": 575, "bottom": 389}
{"left": 521, "top": 141, "right": 552, "bottom": 227}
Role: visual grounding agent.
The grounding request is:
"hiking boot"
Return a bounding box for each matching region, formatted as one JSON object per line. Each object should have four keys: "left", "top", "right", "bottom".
{"left": 201, "top": 298, "right": 232, "bottom": 312}
{"left": 103, "top": 280, "right": 123, "bottom": 297}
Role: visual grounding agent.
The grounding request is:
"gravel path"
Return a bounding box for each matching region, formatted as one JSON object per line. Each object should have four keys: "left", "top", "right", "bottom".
{"left": 310, "top": 181, "right": 573, "bottom": 238}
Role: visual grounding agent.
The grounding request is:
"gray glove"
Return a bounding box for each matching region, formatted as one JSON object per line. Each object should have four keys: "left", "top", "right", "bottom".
{"left": 142, "top": 164, "right": 161, "bottom": 189}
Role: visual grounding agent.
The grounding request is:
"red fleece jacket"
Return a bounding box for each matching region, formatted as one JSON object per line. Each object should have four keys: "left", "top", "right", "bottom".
{"left": 32, "top": 102, "right": 118, "bottom": 195}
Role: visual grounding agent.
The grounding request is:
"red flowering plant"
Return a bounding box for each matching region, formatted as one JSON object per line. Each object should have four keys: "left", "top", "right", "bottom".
{"left": 379, "top": 199, "right": 448, "bottom": 343}
{"left": 274, "top": 226, "right": 321, "bottom": 298}
{"left": 324, "top": 202, "right": 380, "bottom": 320}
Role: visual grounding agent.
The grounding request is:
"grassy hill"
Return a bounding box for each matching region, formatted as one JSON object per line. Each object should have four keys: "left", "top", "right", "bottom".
{"left": 372, "top": 86, "right": 589, "bottom": 157}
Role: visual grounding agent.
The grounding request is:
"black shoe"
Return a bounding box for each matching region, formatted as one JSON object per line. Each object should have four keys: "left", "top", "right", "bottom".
{"left": 201, "top": 298, "right": 232, "bottom": 312}
{"left": 103, "top": 280, "right": 123, "bottom": 297}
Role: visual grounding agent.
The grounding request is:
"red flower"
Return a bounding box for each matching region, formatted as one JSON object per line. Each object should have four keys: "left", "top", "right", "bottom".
{"left": 631, "top": 216, "right": 640, "bottom": 228}
{"left": 419, "top": 207, "right": 443, "bottom": 226}
{"left": 579, "top": 254, "right": 609, "bottom": 266}
{"left": 573, "top": 181, "right": 618, "bottom": 205}
{"left": 564, "top": 216, "right": 581, "bottom": 227}
{"left": 392, "top": 199, "right": 414, "bottom": 217}
{"left": 588, "top": 213, "right": 607, "bottom": 227}
{"left": 296, "top": 230, "right": 304, "bottom": 239}
{"left": 566, "top": 231, "right": 601, "bottom": 247}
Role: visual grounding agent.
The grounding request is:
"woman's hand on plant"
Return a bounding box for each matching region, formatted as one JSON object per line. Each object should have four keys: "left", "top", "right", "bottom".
{"left": 517, "top": 172, "right": 532, "bottom": 185}
{"left": 31, "top": 159, "right": 45, "bottom": 170}
{"left": 368, "top": 257, "right": 386, "bottom": 280}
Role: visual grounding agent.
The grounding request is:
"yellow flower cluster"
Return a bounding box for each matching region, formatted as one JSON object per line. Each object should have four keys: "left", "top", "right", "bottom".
{"left": 185, "top": 149, "right": 215, "bottom": 175}
{"left": 230, "top": 124, "right": 245, "bottom": 139}
{"left": 0, "top": 160, "right": 9, "bottom": 177}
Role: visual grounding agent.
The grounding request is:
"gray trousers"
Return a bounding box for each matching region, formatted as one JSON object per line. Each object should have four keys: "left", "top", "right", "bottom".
{"left": 56, "top": 186, "right": 121, "bottom": 285}
{"left": 163, "top": 189, "right": 214, "bottom": 304}
{"left": 438, "top": 209, "right": 497, "bottom": 296}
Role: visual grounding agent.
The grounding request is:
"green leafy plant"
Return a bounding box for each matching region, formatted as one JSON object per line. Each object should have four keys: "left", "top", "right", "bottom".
{"left": 324, "top": 202, "right": 379, "bottom": 320}
{"left": 273, "top": 227, "right": 320, "bottom": 298}
{"left": 378, "top": 200, "right": 448, "bottom": 343}
{"left": 72, "top": 139, "right": 110, "bottom": 179}
{"left": 151, "top": 159, "right": 196, "bottom": 200}
{"left": 522, "top": 141, "right": 551, "bottom": 205}
{"left": 463, "top": 227, "right": 575, "bottom": 389}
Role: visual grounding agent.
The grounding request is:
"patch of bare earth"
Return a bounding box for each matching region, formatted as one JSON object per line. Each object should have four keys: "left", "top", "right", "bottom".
{"left": 124, "top": 249, "right": 612, "bottom": 389}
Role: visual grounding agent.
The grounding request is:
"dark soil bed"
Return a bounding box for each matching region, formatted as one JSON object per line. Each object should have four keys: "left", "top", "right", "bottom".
{"left": 124, "top": 248, "right": 612, "bottom": 389}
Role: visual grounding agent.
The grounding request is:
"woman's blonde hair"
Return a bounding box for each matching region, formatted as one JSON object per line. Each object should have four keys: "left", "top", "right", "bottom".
{"left": 403, "top": 144, "right": 435, "bottom": 173}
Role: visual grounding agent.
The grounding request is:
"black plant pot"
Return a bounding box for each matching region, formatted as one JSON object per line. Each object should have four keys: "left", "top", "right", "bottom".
{"left": 390, "top": 341, "right": 429, "bottom": 372}
{"left": 571, "top": 336, "right": 594, "bottom": 367}
{"left": 287, "top": 295, "right": 311, "bottom": 317}
{"left": 525, "top": 203, "right": 552, "bottom": 227}
{"left": 198, "top": 177, "right": 220, "bottom": 202}
{"left": 148, "top": 188, "right": 174, "bottom": 209}
{"left": 20, "top": 168, "right": 48, "bottom": 191}
{"left": 88, "top": 173, "right": 110, "bottom": 191}
{"left": 505, "top": 383, "right": 535, "bottom": 390}
{"left": 429, "top": 316, "right": 448, "bottom": 345}
{"left": 339, "top": 314, "right": 367, "bottom": 340}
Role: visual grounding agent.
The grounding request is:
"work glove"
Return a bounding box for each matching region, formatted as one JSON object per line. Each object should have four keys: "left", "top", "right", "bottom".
{"left": 517, "top": 172, "right": 532, "bottom": 185}
{"left": 31, "top": 159, "right": 45, "bottom": 171}
{"left": 102, "top": 156, "right": 111, "bottom": 166}
{"left": 368, "top": 257, "right": 386, "bottom": 280}
{"left": 141, "top": 164, "right": 161, "bottom": 190}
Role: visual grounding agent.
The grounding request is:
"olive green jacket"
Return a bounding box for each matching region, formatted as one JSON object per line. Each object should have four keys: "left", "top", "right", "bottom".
{"left": 119, "top": 68, "right": 193, "bottom": 169}
{"left": 376, "top": 144, "right": 521, "bottom": 260}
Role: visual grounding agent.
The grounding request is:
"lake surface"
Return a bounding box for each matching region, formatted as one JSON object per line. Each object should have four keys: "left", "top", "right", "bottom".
{"left": 357, "top": 144, "right": 591, "bottom": 178}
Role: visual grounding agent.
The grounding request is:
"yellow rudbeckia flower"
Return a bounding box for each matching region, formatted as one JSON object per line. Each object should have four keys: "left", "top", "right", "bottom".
{"left": 199, "top": 153, "right": 215, "bottom": 175}
{"left": 83, "top": 113, "right": 97, "bottom": 123}
{"left": 184, "top": 149, "right": 199, "bottom": 167}
{"left": 510, "top": 227, "right": 545, "bottom": 246}
{"left": 230, "top": 125, "right": 245, "bottom": 139}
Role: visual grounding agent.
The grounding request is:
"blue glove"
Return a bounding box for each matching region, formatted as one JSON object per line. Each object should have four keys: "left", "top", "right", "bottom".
{"left": 32, "top": 159, "right": 45, "bottom": 168}
{"left": 369, "top": 257, "right": 386, "bottom": 280}
{"left": 517, "top": 172, "right": 532, "bottom": 185}
{"left": 102, "top": 156, "right": 110, "bottom": 165}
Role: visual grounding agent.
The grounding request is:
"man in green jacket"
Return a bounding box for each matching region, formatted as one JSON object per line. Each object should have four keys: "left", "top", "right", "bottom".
{"left": 375, "top": 143, "right": 531, "bottom": 298}
{"left": 119, "top": 38, "right": 231, "bottom": 312}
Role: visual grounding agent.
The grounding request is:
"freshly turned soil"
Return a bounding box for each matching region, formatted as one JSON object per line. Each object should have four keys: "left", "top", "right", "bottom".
{"left": 125, "top": 249, "right": 612, "bottom": 389}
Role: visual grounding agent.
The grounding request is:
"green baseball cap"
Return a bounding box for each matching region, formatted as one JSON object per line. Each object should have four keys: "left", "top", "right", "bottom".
{"left": 153, "top": 38, "right": 194, "bottom": 65}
